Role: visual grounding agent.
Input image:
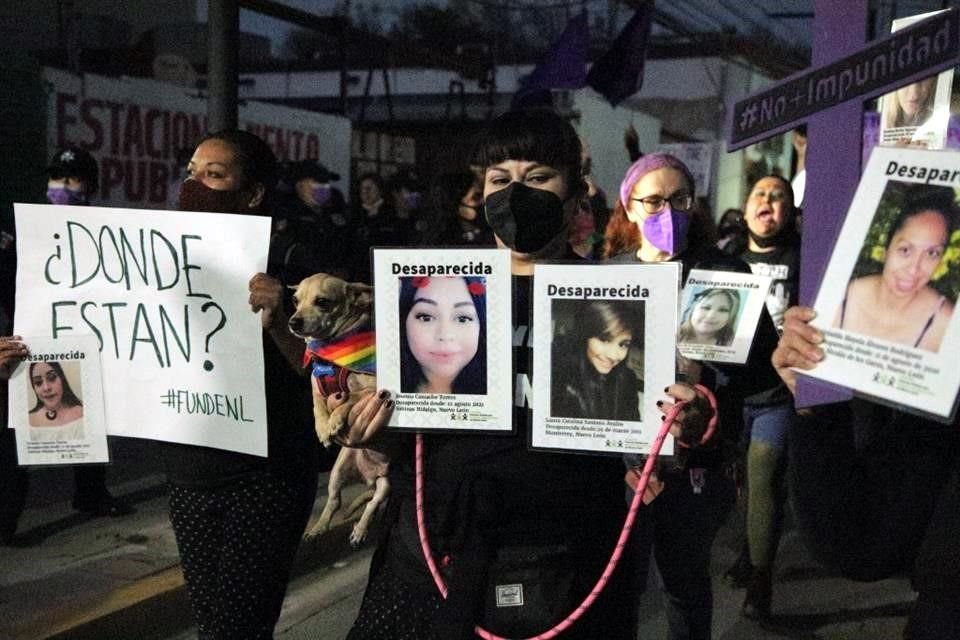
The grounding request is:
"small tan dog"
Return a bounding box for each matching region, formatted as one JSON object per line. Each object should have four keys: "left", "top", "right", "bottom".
{"left": 289, "top": 272, "right": 389, "bottom": 545}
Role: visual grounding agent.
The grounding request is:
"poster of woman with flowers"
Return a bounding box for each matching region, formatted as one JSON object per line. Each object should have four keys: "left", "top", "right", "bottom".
{"left": 834, "top": 179, "right": 959, "bottom": 353}
{"left": 808, "top": 146, "right": 960, "bottom": 421}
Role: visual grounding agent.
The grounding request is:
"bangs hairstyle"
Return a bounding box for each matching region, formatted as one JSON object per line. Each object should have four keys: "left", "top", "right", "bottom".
{"left": 470, "top": 109, "right": 587, "bottom": 197}
{"left": 577, "top": 300, "right": 642, "bottom": 344}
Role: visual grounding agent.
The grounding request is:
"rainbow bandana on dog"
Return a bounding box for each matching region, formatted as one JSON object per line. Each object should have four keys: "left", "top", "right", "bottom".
{"left": 303, "top": 330, "right": 376, "bottom": 396}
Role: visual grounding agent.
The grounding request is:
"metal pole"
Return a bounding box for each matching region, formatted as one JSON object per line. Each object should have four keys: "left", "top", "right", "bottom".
{"left": 208, "top": 0, "right": 239, "bottom": 131}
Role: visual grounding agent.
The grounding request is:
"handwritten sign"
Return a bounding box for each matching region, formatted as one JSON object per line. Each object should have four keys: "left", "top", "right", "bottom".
{"left": 728, "top": 8, "right": 960, "bottom": 149}
{"left": 13, "top": 204, "right": 271, "bottom": 456}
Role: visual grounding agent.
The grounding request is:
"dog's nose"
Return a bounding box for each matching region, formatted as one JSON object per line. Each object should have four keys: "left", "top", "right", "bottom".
{"left": 288, "top": 316, "right": 303, "bottom": 332}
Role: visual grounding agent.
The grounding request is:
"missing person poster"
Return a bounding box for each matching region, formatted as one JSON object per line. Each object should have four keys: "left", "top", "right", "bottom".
{"left": 372, "top": 247, "right": 512, "bottom": 432}
{"left": 10, "top": 335, "right": 109, "bottom": 465}
{"left": 878, "top": 11, "right": 954, "bottom": 150}
{"left": 13, "top": 203, "right": 271, "bottom": 455}
{"left": 677, "top": 269, "right": 772, "bottom": 364}
{"left": 531, "top": 262, "right": 680, "bottom": 455}
{"left": 809, "top": 146, "right": 960, "bottom": 420}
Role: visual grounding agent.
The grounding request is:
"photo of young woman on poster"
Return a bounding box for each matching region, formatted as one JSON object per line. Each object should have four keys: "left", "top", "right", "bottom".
{"left": 882, "top": 76, "right": 937, "bottom": 130}
{"left": 398, "top": 275, "right": 487, "bottom": 394}
{"left": 550, "top": 299, "right": 643, "bottom": 421}
{"left": 27, "top": 361, "right": 85, "bottom": 440}
{"left": 834, "top": 183, "right": 958, "bottom": 353}
{"left": 677, "top": 287, "right": 741, "bottom": 346}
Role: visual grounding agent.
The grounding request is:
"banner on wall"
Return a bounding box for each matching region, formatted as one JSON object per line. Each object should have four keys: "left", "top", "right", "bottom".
{"left": 12, "top": 203, "right": 272, "bottom": 455}
{"left": 44, "top": 67, "right": 352, "bottom": 210}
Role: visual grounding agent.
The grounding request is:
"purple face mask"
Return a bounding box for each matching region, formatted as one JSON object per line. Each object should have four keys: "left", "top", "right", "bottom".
{"left": 311, "top": 184, "right": 331, "bottom": 206}
{"left": 47, "top": 187, "right": 88, "bottom": 206}
{"left": 642, "top": 205, "right": 690, "bottom": 255}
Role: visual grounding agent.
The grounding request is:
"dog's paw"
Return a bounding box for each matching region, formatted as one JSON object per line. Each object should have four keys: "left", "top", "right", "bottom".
{"left": 349, "top": 524, "right": 369, "bottom": 548}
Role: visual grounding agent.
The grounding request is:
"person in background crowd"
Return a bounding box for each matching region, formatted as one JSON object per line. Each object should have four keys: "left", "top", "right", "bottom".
{"left": 390, "top": 165, "right": 428, "bottom": 246}
{"left": 772, "top": 305, "right": 960, "bottom": 640}
{"left": 168, "top": 129, "right": 318, "bottom": 638}
{"left": 605, "top": 154, "right": 782, "bottom": 640}
{"left": 272, "top": 159, "right": 351, "bottom": 282}
{"left": 790, "top": 125, "right": 807, "bottom": 208}
{"left": 0, "top": 148, "right": 134, "bottom": 547}
{"left": 716, "top": 208, "right": 747, "bottom": 256}
{"left": 351, "top": 172, "right": 399, "bottom": 283}
{"left": 423, "top": 170, "right": 493, "bottom": 247}
{"left": 724, "top": 175, "right": 801, "bottom": 620}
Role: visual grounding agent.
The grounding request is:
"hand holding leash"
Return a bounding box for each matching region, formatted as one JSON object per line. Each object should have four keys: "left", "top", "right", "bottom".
{"left": 248, "top": 272, "right": 285, "bottom": 329}
{"left": 771, "top": 306, "right": 824, "bottom": 396}
{"left": 659, "top": 382, "right": 716, "bottom": 447}
{"left": 0, "top": 336, "right": 28, "bottom": 380}
{"left": 327, "top": 388, "right": 394, "bottom": 447}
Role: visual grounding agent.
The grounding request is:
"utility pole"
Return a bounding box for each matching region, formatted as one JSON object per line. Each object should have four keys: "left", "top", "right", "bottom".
{"left": 208, "top": 0, "right": 240, "bottom": 131}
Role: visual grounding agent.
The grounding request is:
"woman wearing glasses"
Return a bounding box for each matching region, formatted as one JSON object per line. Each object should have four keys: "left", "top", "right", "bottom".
{"left": 604, "top": 154, "right": 782, "bottom": 640}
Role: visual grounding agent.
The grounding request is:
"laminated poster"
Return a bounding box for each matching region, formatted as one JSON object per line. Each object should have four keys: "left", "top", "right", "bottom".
{"left": 877, "top": 10, "right": 954, "bottom": 150}
{"left": 372, "top": 247, "right": 512, "bottom": 432}
{"left": 809, "top": 146, "right": 960, "bottom": 421}
{"left": 10, "top": 335, "right": 110, "bottom": 465}
{"left": 677, "top": 269, "right": 772, "bottom": 364}
{"left": 531, "top": 262, "right": 680, "bottom": 455}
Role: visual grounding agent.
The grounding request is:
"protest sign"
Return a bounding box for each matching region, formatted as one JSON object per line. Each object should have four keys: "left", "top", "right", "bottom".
{"left": 531, "top": 262, "right": 679, "bottom": 455}
{"left": 373, "top": 247, "right": 513, "bottom": 433}
{"left": 809, "top": 146, "right": 960, "bottom": 420}
{"left": 13, "top": 204, "right": 271, "bottom": 455}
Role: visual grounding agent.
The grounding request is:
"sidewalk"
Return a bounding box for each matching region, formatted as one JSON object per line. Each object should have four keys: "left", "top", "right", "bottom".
{"left": 0, "top": 471, "right": 372, "bottom": 640}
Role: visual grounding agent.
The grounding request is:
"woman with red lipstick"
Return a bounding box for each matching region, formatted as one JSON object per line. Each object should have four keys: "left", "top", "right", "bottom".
{"left": 398, "top": 275, "right": 487, "bottom": 395}
{"left": 551, "top": 300, "right": 641, "bottom": 421}
{"left": 835, "top": 186, "right": 956, "bottom": 353}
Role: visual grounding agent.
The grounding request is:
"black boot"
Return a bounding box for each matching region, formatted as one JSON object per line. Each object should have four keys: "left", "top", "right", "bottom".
{"left": 741, "top": 567, "right": 772, "bottom": 620}
{"left": 724, "top": 540, "right": 753, "bottom": 588}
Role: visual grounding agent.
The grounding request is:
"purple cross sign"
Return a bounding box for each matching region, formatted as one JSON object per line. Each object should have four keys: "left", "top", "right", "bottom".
{"left": 726, "top": 4, "right": 960, "bottom": 407}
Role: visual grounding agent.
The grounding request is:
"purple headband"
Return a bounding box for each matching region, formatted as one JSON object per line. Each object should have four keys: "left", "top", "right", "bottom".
{"left": 619, "top": 154, "right": 696, "bottom": 209}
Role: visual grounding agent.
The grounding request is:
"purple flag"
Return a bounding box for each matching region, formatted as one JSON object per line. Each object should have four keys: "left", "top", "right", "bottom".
{"left": 512, "top": 12, "right": 589, "bottom": 109}
{"left": 586, "top": 2, "right": 654, "bottom": 106}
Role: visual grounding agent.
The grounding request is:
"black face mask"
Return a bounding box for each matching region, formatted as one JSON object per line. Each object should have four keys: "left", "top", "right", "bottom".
{"left": 484, "top": 182, "right": 566, "bottom": 253}
{"left": 177, "top": 178, "right": 257, "bottom": 215}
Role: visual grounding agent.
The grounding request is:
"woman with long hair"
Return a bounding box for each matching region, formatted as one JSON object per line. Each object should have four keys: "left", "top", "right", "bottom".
{"left": 551, "top": 300, "right": 641, "bottom": 421}
{"left": 398, "top": 275, "right": 487, "bottom": 394}
{"left": 678, "top": 288, "right": 741, "bottom": 346}
{"left": 28, "top": 361, "right": 84, "bottom": 440}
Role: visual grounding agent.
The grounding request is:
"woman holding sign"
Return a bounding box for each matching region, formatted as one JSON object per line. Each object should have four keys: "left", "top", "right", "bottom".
{"left": 834, "top": 186, "right": 957, "bottom": 353}
{"left": 605, "top": 154, "right": 783, "bottom": 637}
{"left": 167, "top": 129, "right": 319, "bottom": 639}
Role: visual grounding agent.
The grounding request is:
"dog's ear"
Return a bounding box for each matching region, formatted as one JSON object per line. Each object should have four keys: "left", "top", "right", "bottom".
{"left": 346, "top": 282, "right": 374, "bottom": 312}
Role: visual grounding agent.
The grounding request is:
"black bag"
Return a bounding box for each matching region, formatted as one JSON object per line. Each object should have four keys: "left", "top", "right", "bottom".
{"left": 480, "top": 544, "right": 579, "bottom": 636}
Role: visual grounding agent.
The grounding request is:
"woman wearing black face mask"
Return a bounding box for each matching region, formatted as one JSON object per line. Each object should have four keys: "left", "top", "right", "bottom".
{"left": 168, "top": 129, "right": 319, "bottom": 639}
{"left": 342, "top": 110, "right": 719, "bottom": 640}
{"left": 422, "top": 170, "right": 494, "bottom": 247}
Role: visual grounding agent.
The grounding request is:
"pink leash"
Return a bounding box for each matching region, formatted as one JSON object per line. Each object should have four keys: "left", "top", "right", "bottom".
{"left": 415, "top": 384, "right": 718, "bottom": 640}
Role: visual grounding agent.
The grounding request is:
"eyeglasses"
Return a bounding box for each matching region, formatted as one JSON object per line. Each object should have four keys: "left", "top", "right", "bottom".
{"left": 749, "top": 188, "right": 788, "bottom": 203}
{"left": 631, "top": 192, "right": 693, "bottom": 214}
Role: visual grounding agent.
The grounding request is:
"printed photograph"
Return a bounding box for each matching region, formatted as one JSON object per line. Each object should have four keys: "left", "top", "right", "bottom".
{"left": 833, "top": 180, "right": 960, "bottom": 353}
{"left": 678, "top": 287, "right": 742, "bottom": 347}
{"left": 27, "top": 360, "right": 86, "bottom": 440}
{"left": 549, "top": 298, "right": 644, "bottom": 421}
{"left": 398, "top": 275, "right": 488, "bottom": 395}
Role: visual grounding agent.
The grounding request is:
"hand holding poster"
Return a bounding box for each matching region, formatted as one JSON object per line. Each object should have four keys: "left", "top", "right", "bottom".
{"left": 13, "top": 204, "right": 271, "bottom": 454}
{"left": 10, "top": 335, "right": 109, "bottom": 465}
{"left": 372, "top": 247, "right": 512, "bottom": 432}
{"left": 531, "top": 262, "right": 680, "bottom": 454}
{"left": 808, "top": 147, "right": 960, "bottom": 420}
{"left": 678, "top": 269, "right": 772, "bottom": 364}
